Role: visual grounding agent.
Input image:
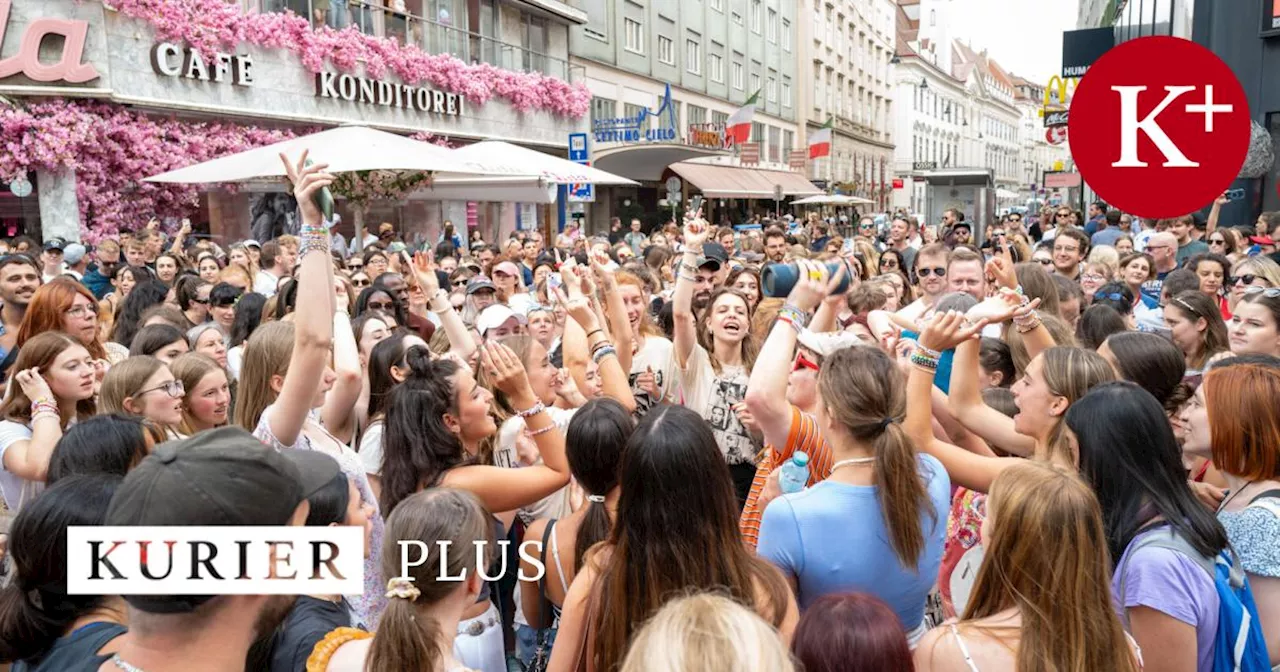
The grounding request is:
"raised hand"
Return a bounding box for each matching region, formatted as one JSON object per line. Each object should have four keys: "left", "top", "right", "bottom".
{"left": 683, "top": 216, "right": 710, "bottom": 249}
{"left": 985, "top": 252, "right": 1017, "bottom": 291}
{"left": 411, "top": 251, "right": 440, "bottom": 295}
{"left": 919, "top": 310, "right": 987, "bottom": 353}
{"left": 479, "top": 341, "right": 532, "bottom": 399}
{"left": 553, "top": 273, "right": 597, "bottom": 332}
{"left": 14, "top": 368, "right": 53, "bottom": 404}
{"left": 967, "top": 288, "right": 1039, "bottom": 325}
{"left": 279, "top": 150, "right": 335, "bottom": 228}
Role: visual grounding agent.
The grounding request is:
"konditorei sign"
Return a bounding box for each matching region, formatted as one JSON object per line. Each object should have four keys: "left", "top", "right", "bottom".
{"left": 151, "top": 43, "right": 253, "bottom": 86}
{"left": 315, "top": 71, "right": 463, "bottom": 117}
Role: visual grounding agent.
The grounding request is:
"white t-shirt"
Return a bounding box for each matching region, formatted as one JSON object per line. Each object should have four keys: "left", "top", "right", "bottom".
{"left": 676, "top": 344, "right": 759, "bottom": 465}
{"left": 227, "top": 345, "right": 246, "bottom": 381}
{"left": 494, "top": 406, "right": 576, "bottom": 523}
{"left": 358, "top": 419, "right": 384, "bottom": 476}
{"left": 630, "top": 335, "right": 678, "bottom": 412}
{"left": 0, "top": 420, "right": 37, "bottom": 511}
{"left": 254, "top": 269, "right": 281, "bottom": 297}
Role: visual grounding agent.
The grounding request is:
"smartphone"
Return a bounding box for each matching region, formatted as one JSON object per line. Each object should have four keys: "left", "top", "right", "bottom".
{"left": 688, "top": 195, "right": 704, "bottom": 215}
{"left": 548, "top": 272, "right": 563, "bottom": 292}
{"left": 303, "top": 158, "right": 335, "bottom": 221}
{"left": 1226, "top": 188, "right": 1246, "bottom": 201}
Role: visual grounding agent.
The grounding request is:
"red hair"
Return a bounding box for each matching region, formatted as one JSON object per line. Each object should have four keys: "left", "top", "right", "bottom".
{"left": 790, "top": 593, "right": 913, "bottom": 672}
{"left": 16, "top": 279, "right": 106, "bottom": 360}
{"left": 1206, "top": 363, "right": 1280, "bottom": 481}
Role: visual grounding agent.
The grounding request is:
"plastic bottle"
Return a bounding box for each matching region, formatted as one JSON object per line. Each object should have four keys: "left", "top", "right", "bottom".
{"left": 778, "top": 451, "right": 811, "bottom": 494}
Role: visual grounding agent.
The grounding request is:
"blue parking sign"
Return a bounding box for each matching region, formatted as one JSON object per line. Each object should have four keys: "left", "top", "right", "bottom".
{"left": 567, "top": 133, "right": 593, "bottom": 202}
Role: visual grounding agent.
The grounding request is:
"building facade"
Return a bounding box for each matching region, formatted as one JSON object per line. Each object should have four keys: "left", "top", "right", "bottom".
{"left": 796, "top": 0, "right": 897, "bottom": 209}
{"left": 1011, "top": 77, "right": 1069, "bottom": 205}
{"left": 0, "top": 0, "right": 588, "bottom": 244}
{"left": 569, "top": 0, "right": 823, "bottom": 231}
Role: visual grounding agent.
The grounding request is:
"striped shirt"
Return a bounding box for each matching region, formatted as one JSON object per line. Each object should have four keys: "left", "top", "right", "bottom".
{"left": 739, "top": 406, "right": 833, "bottom": 550}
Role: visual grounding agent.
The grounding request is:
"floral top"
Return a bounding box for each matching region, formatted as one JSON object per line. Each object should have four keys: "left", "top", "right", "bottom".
{"left": 1219, "top": 494, "right": 1280, "bottom": 578}
{"left": 254, "top": 405, "right": 387, "bottom": 628}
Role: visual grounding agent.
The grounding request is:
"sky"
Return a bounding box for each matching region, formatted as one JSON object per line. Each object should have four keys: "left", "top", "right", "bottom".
{"left": 944, "top": 0, "right": 1080, "bottom": 84}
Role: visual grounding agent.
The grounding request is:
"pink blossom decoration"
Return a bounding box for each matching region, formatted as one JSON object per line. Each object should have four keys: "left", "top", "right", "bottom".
{"left": 100, "top": 0, "right": 591, "bottom": 118}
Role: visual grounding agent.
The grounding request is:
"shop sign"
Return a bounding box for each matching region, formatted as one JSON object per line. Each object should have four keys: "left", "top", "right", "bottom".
{"left": 687, "top": 122, "right": 730, "bottom": 149}
{"left": 0, "top": 0, "right": 98, "bottom": 84}
{"left": 913, "top": 161, "right": 937, "bottom": 171}
{"left": 892, "top": 178, "right": 904, "bottom": 189}
{"left": 592, "top": 83, "right": 678, "bottom": 144}
{"left": 1061, "top": 27, "right": 1115, "bottom": 77}
{"left": 1043, "top": 110, "right": 1069, "bottom": 128}
{"left": 315, "top": 72, "right": 462, "bottom": 117}
{"left": 151, "top": 43, "right": 253, "bottom": 86}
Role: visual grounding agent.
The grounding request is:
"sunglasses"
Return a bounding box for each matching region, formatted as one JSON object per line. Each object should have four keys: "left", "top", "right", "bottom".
{"left": 793, "top": 351, "right": 820, "bottom": 372}
{"left": 368, "top": 300, "right": 395, "bottom": 311}
{"left": 1209, "top": 238, "right": 1226, "bottom": 245}
{"left": 453, "top": 278, "right": 469, "bottom": 287}
{"left": 191, "top": 297, "right": 210, "bottom": 305}
{"left": 917, "top": 267, "right": 946, "bottom": 278}
{"left": 1095, "top": 292, "right": 1126, "bottom": 302}
{"left": 352, "top": 278, "right": 370, "bottom": 288}
{"left": 1244, "top": 287, "right": 1280, "bottom": 298}
{"left": 348, "top": 262, "right": 364, "bottom": 269}
{"left": 138, "top": 380, "right": 185, "bottom": 399}
{"left": 1231, "top": 274, "right": 1259, "bottom": 286}
{"left": 1035, "top": 258, "right": 1054, "bottom": 266}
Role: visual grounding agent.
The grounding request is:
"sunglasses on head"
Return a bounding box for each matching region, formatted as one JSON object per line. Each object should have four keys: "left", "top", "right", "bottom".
{"left": 793, "top": 351, "right": 820, "bottom": 372}
{"left": 917, "top": 267, "right": 945, "bottom": 278}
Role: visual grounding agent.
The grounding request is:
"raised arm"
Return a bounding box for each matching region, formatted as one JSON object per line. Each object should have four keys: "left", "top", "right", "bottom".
{"left": 321, "top": 289, "right": 363, "bottom": 443}
{"left": 592, "top": 251, "right": 634, "bottom": 375}
{"left": 557, "top": 266, "right": 634, "bottom": 412}
{"left": 411, "top": 252, "right": 475, "bottom": 362}
{"left": 0, "top": 370, "right": 65, "bottom": 482}
{"left": 672, "top": 215, "right": 710, "bottom": 368}
{"left": 908, "top": 312, "right": 1021, "bottom": 493}
{"left": 267, "top": 151, "right": 336, "bottom": 448}
{"left": 443, "top": 342, "right": 570, "bottom": 512}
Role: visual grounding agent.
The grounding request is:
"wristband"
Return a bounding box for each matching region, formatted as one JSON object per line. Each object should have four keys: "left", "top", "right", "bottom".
{"left": 909, "top": 352, "right": 939, "bottom": 370}
{"left": 591, "top": 345, "right": 618, "bottom": 364}
{"left": 528, "top": 423, "right": 557, "bottom": 437}
{"left": 586, "top": 328, "right": 604, "bottom": 339}
{"left": 912, "top": 343, "right": 941, "bottom": 359}
{"left": 515, "top": 401, "right": 546, "bottom": 419}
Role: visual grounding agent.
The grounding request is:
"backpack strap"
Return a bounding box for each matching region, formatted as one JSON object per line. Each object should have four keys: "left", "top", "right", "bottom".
{"left": 1247, "top": 488, "right": 1280, "bottom": 518}
{"left": 1116, "top": 526, "right": 1219, "bottom": 629}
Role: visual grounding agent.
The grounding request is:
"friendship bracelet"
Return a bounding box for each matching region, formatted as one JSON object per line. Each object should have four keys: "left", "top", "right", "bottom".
{"left": 30, "top": 400, "right": 57, "bottom": 415}
{"left": 590, "top": 339, "right": 614, "bottom": 353}
{"left": 528, "top": 423, "right": 557, "bottom": 437}
{"left": 586, "top": 328, "right": 604, "bottom": 339}
{"left": 515, "top": 401, "right": 546, "bottom": 419}
{"left": 909, "top": 352, "right": 939, "bottom": 370}
{"left": 912, "top": 343, "right": 941, "bottom": 359}
{"left": 1013, "top": 309, "right": 1040, "bottom": 327}
{"left": 775, "top": 314, "right": 803, "bottom": 334}
{"left": 912, "top": 363, "right": 940, "bottom": 376}
{"left": 591, "top": 346, "right": 618, "bottom": 364}
{"left": 1015, "top": 317, "right": 1043, "bottom": 334}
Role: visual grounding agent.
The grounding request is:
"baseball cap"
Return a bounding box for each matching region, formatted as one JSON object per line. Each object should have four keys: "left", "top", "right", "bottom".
{"left": 476, "top": 304, "right": 527, "bottom": 337}
{"left": 43, "top": 238, "right": 65, "bottom": 252}
{"left": 698, "top": 242, "right": 729, "bottom": 271}
{"left": 492, "top": 261, "right": 521, "bottom": 278}
{"left": 796, "top": 329, "right": 864, "bottom": 358}
{"left": 1249, "top": 235, "right": 1275, "bottom": 246}
{"left": 63, "top": 243, "right": 87, "bottom": 265}
{"left": 387, "top": 241, "right": 408, "bottom": 254}
{"left": 466, "top": 276, "right": 497, "bottom": 295}
{"left": 243, "top": 239, "right": 262, "bottom": 249}
{"left": 105, "top": 427, "right": 341, "bottom": 613}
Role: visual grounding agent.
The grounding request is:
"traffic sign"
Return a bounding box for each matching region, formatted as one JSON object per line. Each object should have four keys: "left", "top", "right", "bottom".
{"left": 568, "top": 133, "right": 588, "bottom": 162}
{"left": 773, "top": 184, "right": 784, "bottom": 201}
{"left": 567, "top": 132, "right": 594, "bottom": 202}
{"left": 665, "top": 176, "right": 682, "bottom": 193}
{"left": 1046, "top": 126, "right": 1068, "bottom": 145}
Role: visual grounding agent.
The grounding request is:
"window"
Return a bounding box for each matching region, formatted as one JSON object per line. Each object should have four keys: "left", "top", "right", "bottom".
{"left": 783, "top": 129, "right": 794, "bottom": 157}
{"left": 767, "top": 8, "right": 777, "bottom": 42}
{"left": 769, "top": 126, "right": 781, "bottom": 162}
{"left": 709, "top": 51, "right": 723, "bottom": 82}
{"left": 590, "top": 97, "right": 616, "bottom": 124}
{"left": 712, "top": 110, "right": 728, "bottom": 125}
{"left": 751, "top": 121, "right": 764, "bottom": 143}
{"left": 767, "top": 75, "right": 776, "bottom": 102}
{"left": 732, "top": 59, "right": 744, "bottom": 89}
{"left": 782, "top": 77, "right": 791, "bottom": 106}
{"left": 624, "top": 103, "right": 649, "bottom": 132}
{"left": 782, "top": 19, "right": 790, "bottom": 50}
{"left": 658, "top": 35, "right": 674, "bottom": 64}
{"left": 751, "top": 71, "right": 761, "bottom": 94}
{"left": 687, "top": 104, "right": 706, "bottom": 125}
{"left": 750, "top": 0, "right": 762, "bottom": 33}
{"left": 686, "top": 38, "right": 701, "bottom": 74}
{"left": 732, "top": 11, "right": 742, "bottom": 25}
{"left": 710, "top": 0, "right": 722, "bottom": 10}
{"left": 624, "top": 18, "right": 643, "bottom": 53}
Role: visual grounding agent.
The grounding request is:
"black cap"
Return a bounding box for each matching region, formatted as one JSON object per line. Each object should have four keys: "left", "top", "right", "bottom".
{"left": 698, "top": 242, "right": 728, "bottom": 271}
{"left": 466, "top": 276, "right": 497, "bottom": 295}
{"left": 43, "top": 238, "right": 65, "bottom": 252}
{"left": 105, "top": 427, "right": 341, "bottom": 613}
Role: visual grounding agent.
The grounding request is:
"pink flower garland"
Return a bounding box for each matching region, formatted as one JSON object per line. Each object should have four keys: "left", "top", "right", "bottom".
{"left": 101, "top": 0, "right": 591, "bottom": 118}
{"left": 0, "top": 100, "right": 295, "bottom": 242}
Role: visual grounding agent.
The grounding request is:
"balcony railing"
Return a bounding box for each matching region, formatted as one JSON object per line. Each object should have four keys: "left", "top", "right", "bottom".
{"left": 248, "top": 0, "right": 583, "bottom": 83}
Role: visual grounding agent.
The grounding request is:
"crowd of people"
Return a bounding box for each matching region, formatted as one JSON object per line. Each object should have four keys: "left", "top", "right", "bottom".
{"left": 0, "top": 156, "right": 1276, "bottom": 672}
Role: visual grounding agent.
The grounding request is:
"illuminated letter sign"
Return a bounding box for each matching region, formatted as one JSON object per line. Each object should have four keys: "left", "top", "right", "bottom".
{"left": 0, "top": 0, "right": 99, "bottom": 83}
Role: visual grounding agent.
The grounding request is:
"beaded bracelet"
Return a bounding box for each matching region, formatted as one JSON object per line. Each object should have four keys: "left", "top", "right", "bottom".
{"left": 528, "top": 423, "right": 557, "bottom": 437}
{"left": 298, "top": 230, "right": 331, "bottom": 258}
{"left": 776, "top": 314, "right": 802, "bottom": 334}
{"left": 909, "top": 352, "right": 939, "bottom": 370}
{"left": 777, "top": 306, "right": 809, "bottom": 329}
{"left": 592, "top": 346, "right": 618, "bottom": 364}
{"left": 30, "top": 399, "right": 57, "bottom": 416}
{"left": 1013, "top": 309, "right": 1040, "bottom": 327}
{"left": 913, "top": 343, "right": 941, "bottom": 359}
{"left": 1015, "top": 317, "right": 1043, "bottom": 334}
{"left": 515, "top": 401, "right": 546, "bottom": 419}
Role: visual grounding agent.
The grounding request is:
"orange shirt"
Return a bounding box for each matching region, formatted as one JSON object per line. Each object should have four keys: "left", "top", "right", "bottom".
{"left": 739, "top": 406, "right": 833, "bottom": 550}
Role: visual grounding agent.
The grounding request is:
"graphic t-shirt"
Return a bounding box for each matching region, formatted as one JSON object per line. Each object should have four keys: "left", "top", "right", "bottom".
{"left": 676, "top": 344, "right": 760, "bottom": 465}
{"left": 494, "top": 406, "right": 577, "bottom": 524}
{"left": 628, "top": 335, "right": 678, "bottom": 413}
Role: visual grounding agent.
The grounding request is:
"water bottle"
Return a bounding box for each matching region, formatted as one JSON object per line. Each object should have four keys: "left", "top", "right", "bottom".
{"left": 778, "top": 451, "right": 811, "bottom": 494}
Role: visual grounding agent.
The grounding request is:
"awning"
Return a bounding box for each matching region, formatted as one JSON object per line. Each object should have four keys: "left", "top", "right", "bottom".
{"left": 669, "top": 162, "right": 823, "bottom": 199}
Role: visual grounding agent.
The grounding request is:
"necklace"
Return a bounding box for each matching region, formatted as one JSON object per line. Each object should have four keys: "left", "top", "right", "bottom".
{"left": 1217, "top": 481, "right": 1257, "bottom": 513}
{"left": 829, "top": 457, "right": 875, "bottom": 471}
{"left": 111, "top": 654, "right": 144, "bottom": 672}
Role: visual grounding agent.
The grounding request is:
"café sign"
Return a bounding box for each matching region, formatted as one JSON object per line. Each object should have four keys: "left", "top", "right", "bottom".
{"left": 316, "top": 71, "right": 462, "bottom": 117}
{"left": 592, "top": 83, "right": 678, "bottom": 143}
{"left": 151, "top": 43, "right": 254, "bottom": 86}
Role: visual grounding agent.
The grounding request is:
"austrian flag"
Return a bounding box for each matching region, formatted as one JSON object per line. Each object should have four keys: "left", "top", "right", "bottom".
{"left": 726, "top": 90, "right": 760, "bottom": 144}
{"left": 808, "top": 118, "right": 833, "bottom": 159}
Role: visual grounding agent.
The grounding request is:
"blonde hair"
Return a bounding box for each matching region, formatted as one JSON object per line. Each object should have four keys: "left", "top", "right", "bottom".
{"left": 1086, "top": 245, "right": 1120, "bottom": 276}
{"left": 234, "top": 321, "right": 294, "bottom": 432}
{"left": 620, "top": 593, "right": 795, "bottom": 672}
{"left": 99, "top": 356, "right": 167, "bottom": 418}
{"left": 169, "top": 352, "right": 229, "bottom": 435}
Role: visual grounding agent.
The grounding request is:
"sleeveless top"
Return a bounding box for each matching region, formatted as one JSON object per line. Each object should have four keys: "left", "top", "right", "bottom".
{"left": 13, "top": 621, "right": 126, "bottom": 672}
{"left": 946, "top": 623, "right": 1144, "bottom": 670}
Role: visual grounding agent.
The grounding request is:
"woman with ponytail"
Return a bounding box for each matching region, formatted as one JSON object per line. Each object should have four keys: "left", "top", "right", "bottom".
{"left": 515, "top": 398, "right": 633, "bottom": 668}
{"left": 0, "top": 474, "right": 125, "bottom": 670}
{"left": 758, "top": 345, "right": 949, "bottom": 645}
{"left": 312, "top": 488, "right": 493, "bottom": 672}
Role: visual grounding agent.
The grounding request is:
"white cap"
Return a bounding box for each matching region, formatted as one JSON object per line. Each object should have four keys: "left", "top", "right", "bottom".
{"left": 795, "top": 329, "right": 864, "bottom": 358}
{"left": 475, "top": 304, "right": 527, "bottom": 337}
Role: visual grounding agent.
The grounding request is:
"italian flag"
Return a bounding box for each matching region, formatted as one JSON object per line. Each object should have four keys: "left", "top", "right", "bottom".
{"left": 808, "top": 118, "right": 833, "bottom": 159}
{"left": 726, "top": 90, "right": 760, "bottom": 144}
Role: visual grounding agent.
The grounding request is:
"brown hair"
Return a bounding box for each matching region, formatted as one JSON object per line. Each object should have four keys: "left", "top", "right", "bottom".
{"left": 367, "top": 488, "right": 495, "bottom": 672}
{"left": 1034, "top": 347, "right": 1116, "bottom": 463}
{"left": 948, "top": 461, "right": 1139, "bottom": 672}
{"left": 818, "top": 346, "right": 935, "bottom": 567}
{"left": 1013, "top": 262, "right": 1061, "bottom": 317}
{"left": 1118, "top": 252, "right": 1156, "bottom": 282}
{"left": 1205, "top": 363, "right": 1280, "bottom": 481}
{"left": 98, "top": 356, "right": 166, "bottom": 418}
{"left": 615, "top": 271, "right": 663, "bottom": 338}
{"left": 170, "top": 353, "right": 229, "bottom": 435}
{"left": 0, "top": 332, "right": 96, "bottom": 424}
{"left": 1167, "top": 291, "right": 1229, "bottom": 369}
{"left": 234, "top": 321, "right": 294, "bottom": 432}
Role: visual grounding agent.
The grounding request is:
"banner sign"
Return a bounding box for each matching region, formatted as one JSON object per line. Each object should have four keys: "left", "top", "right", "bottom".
{"left": 687, "top": 122, "right": 731, "bottom": 149}
{"left": 1061, "top": 27, "right": 1116, "bottom": 77}
{"left": 592, "top": 83, "right": 679, "bottom": 144}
